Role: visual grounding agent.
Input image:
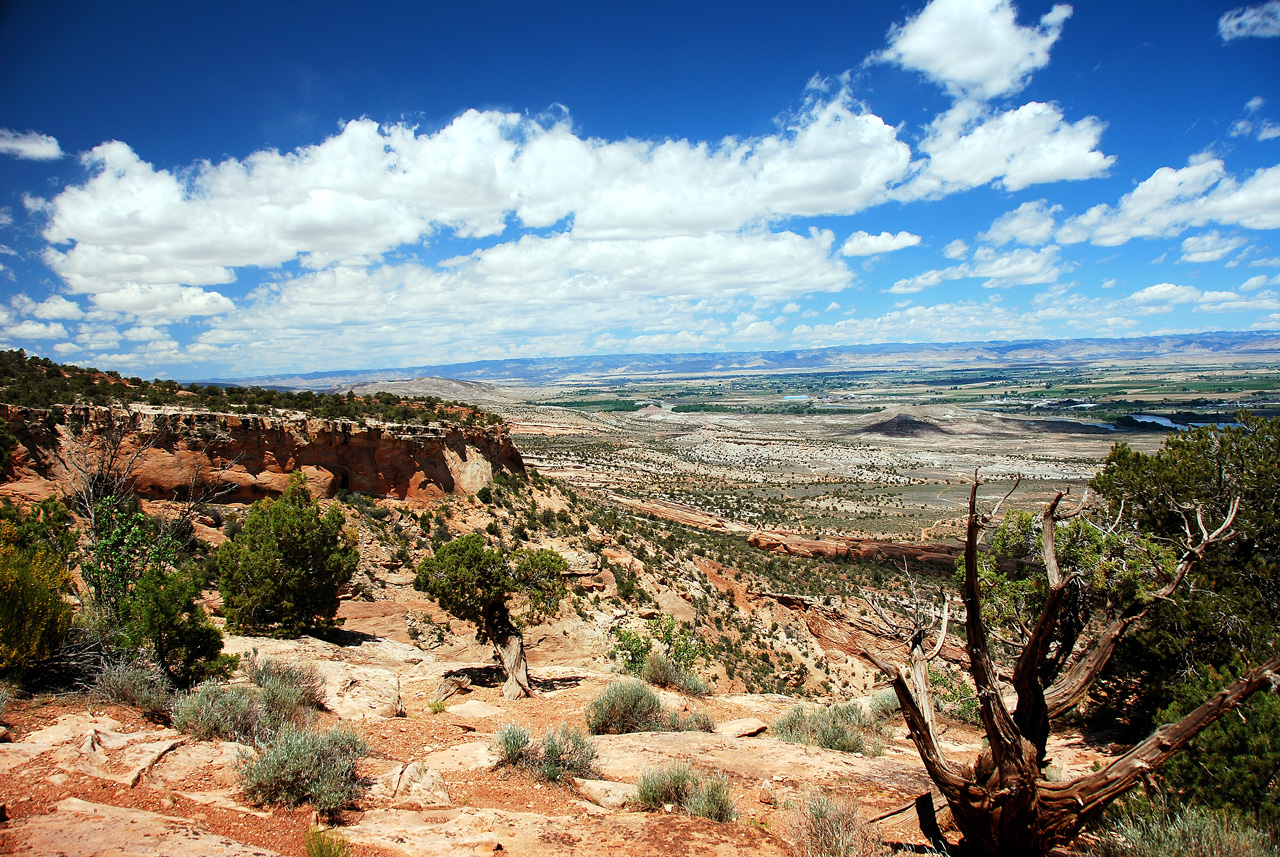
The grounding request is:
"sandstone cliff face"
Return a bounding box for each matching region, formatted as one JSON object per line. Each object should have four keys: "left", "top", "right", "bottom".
{"left": 0, "top": 404, "right": 523, "bottom": 506}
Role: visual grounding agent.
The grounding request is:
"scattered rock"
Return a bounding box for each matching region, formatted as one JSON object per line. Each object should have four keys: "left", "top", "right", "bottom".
{"left": 571, "top": 778, "right": 638, "bottom": 810}
{"left": 713, "top": 717, "right": 768, "bottom": 738}
{"left": 446, "top": 700, "right": 502, "bottom": 719}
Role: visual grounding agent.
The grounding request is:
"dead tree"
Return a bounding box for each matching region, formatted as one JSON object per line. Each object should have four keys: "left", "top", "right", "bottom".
{"left": 861, "top": 474, "right": 1279, "bottom": 857}
{"left": 865, "top": 569, "right": 951, "bottom": 736}
{"left": 61, "top": 406, "right": 157, "bottom": 533}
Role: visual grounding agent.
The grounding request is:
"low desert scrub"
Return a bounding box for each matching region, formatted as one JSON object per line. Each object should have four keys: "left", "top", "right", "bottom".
{"left": 493, "top": 723, "right": 533, "bottom": 766}
{"left": 303, "top": 827, "right": 353, "bottom": 857}
{"left": 1085, "top": 802, "right": 1280, "bottom": 857}
{"left": 789, "top": 792, "right": 886, "bottom": 857}
{"left": 773, "top": 702, "right": 887, "bottom": 756}
{"left": 171, "top": 681, "right": 260, "bottom": 741}
{"left": 0, "top": 681, "right": 13, "bottom": 718}
{"left": 172, "top": 655, "right": 327, "bottom": 742}
{"left": 492, "top": 722, "right": 596, "bottom": 783}
{"left": 244, "top": 654, "right": 326, "bottom": 732}
{"left": 585, "top": 679, "right": 715, "bottom": 735}
{"left": 237, "top": 722, "right": 368, "bottom": 814}
{"left": 640, "top": 651, "right": 711, "bottom": 697}
{"left": 94, "top": 659, "right": 173, "bottom": 718}
{"left": 634, "top": 763, "right": 737, "bottom": 822}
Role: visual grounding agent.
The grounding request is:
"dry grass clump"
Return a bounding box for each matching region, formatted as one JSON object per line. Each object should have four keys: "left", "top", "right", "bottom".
{"left": 584, "top": 679, "right": 714, "bottom": 734}
{"left": 788, "top": 792, "right": 887, "bottom": 857}
{"left": 492, "top": 722, "right": 596, "bottom": 783}
{"left": 634, "top": 763, "right": 737, "bottom": 822}
{"left": 773, "top": 701, "right": 888, "bottom": 756}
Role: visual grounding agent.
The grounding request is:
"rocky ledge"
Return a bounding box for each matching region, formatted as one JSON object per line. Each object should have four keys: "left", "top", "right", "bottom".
{"left": 1, "top": 403, "right": 524, "bottom": 505}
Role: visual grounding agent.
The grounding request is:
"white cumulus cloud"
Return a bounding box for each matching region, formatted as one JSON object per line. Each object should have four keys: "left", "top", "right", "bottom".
{"left": 1058, "top": 155, "right": 1280, "bottom": 246}
{"left": 839, "top": 230, "right": 922, "bottom": 256}
{"left": 876, "top": 0, "right": 1073, "bottom": 100}
{"left": 0, "top": 129, "right": 64, "bottom": 161}
{"left": 887, "top": 245, "right": 1062, "bottom": 293}
{"left": 898, "top": 100, "right": 1113, "bottom": 198}
{"left": 1180, "top": 231, "right": 1248, "bottom": 263}
{"left": 980, "top": 199, "right": 1061, "bottom": 246}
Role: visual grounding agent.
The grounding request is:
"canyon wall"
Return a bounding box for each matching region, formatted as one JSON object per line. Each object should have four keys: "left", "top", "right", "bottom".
{"left": 0, "top": 404, "right": 523, "bottom": 506}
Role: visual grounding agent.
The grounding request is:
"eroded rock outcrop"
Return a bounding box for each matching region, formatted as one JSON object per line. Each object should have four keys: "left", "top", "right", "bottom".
{"left": 0, "top": 403, "right": 523, "bottom": 505}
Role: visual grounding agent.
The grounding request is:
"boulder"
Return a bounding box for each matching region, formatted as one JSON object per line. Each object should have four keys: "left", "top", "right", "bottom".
{"left": 713, "top": 717, "right": 768, "bottom": 737}
{"left": 572, "top": 778, "right": 639, "bottom": 810}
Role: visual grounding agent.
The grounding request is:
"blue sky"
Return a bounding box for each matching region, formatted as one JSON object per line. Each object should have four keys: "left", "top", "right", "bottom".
{"left": 1, "top": 0, "right": 1278, "bottom": 380}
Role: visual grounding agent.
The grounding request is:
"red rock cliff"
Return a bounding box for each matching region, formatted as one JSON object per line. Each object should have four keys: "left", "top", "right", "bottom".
{"left": 0, "top": 404, "right": 523, "bottom": 506}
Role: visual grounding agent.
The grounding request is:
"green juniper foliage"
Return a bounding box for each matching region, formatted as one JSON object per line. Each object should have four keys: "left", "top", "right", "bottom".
{"left": 218, "top": 472, "right": 359, "bottom": 635}
{"left": 1090, "top": 414, "right": 1280, "bottom": 732}
{"left": 414, "top": 533, "right": 566, "bottom": 652}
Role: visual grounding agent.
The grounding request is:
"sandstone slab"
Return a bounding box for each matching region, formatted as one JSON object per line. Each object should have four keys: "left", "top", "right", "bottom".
{"left": 571, "top": 778, "right": 638, "bottom": 809}
{"left": 713, "top": 717, "right": 768, "bottom": 738}
{"left": 4, "top": 798, "right": 282, "bottom": 856}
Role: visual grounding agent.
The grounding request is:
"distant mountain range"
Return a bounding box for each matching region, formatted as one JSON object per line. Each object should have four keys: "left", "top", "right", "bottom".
{"left": 216, "top": 330, "right": 1280, "bottom": 390}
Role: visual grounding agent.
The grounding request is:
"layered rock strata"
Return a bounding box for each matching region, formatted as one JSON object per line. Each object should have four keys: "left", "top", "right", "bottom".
{"left": 0, "top": 404, "right": 523, "bottom": 505}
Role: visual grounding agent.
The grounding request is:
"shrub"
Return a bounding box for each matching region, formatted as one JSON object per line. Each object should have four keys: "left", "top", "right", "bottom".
{"left": 0, "top": 681, "right": 14, "bottom": 718}
{"left": 683, "top": 771, "right": 736, "bottom": 822}
{"left": 665, "top": 708, "right": 715, "bottom": 733}
{"left": 640, "top": 651, "right": 711, "bottom": 698}
{"left": 536, "top": 724, "right": 595, "bottom": 783}
{"left": 1086, "top": 802, "right": 1279, "bottom": 857}
{"left": 94, "top": 659, "right": 173, "bottom": 717}
{"left": 428, "top": 699, "right": 448, "bottom": 715}
{"left": 218, "top": 473, "right": 359, "bottom": 635}
{"left": 246, "top": 655, "right": 326, "bottom": 733}
{"left": 492, "top": 722, "right": 595, "bottom": 783}
{"left": 0, "top": 543, "right": 73, "bottom": 671}
{"left": 635, "top": 764, "right": 737, "bottom": 822}
{"left": 585, "top": 680, "right": 664, "bottom": 734}
{"left": 172, "top": 681, "right": 260, "bottom": 742}
{"left": 773, "top": 703, "right": 884, "bottom": 756}
{"left": 127, "top": 563, "right": 234, "bottom": 687}
{"left": 493, "top": 723, "right": 533, "bottom": 766}
{"left": 304, "top": 828, "right": 353, "bottom": 857}
{"left": 636, "top": 762, "right": 697, "bottom": 808}
{"left": 610, "top": 627, "right": 652, "bottom": 674}
{"left": 790, "top": 792, "right": 886, "bottom": 857}
{"left": 237, "top": 722, "right": 368, "bottom": 814}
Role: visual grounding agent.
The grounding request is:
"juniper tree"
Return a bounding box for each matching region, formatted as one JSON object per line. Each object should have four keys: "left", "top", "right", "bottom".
{"left": 414, "top": 533, "right": 566, "bottom": 699}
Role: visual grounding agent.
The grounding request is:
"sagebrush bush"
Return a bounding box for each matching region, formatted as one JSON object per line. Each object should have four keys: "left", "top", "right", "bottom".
{"left": 585, "top": 680, "right": 715, "bottom": 735}
{"left": 0, "top": 681, "right": 13, "bottom": 718}
{"left": 636, "top": 763, "right": 697, "bottom": 808}
{"left": 586, "top": 680, "right": 664, "bottom": 734}
{"left": 172, "top": 681, "right": 260, "bottom": 742}
{"left": 634, "top": 763, "right": 737, "bottom": 821}
{"left": 537, "top": 724, "right": 595, "bottom": 783}
{"left": 237, "top": 722, "right": 368, "bottom": 814}
{"left": 245, "top": 654, "right": 326, "bottom": 732}
{"left": 640, "top": 651, "right": 711, "bottom": 697}
{"left": 665, "top": 708, "right": 715, "bottom": 733}
{"left": 493, "top": 723, "right": 533, "bottom": 766}
{"left": 790, "top": 792, "right": 886, "bottom": 857}
{"left": 1086, "top": 802, "right": 1280, "bottom": 857}
{"left": 773, "top": 703, "right": 884, "bottom": 755}
{"left": 683, "top": 771, "right": 736, "bottom": 822}
{"left": 94, "top": 659, "right": 173, "bottom": 717}
{"left": 303, "top": 828, "right": 353, "bottom": 857}
{"left": 492, "top": 722, "right": 595, "bottom": 783}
